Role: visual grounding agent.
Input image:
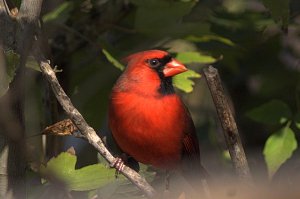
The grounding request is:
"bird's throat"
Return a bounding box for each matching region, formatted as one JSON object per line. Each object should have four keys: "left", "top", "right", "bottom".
{"left": 158, "top": 76, "right": 174, "bottom": 95}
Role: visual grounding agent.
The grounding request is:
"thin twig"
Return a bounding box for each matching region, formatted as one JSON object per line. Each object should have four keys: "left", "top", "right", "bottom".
{"left": 2, "top": 0, "right": 12, "bottom": 16}
{"left": 38, "top": 59, "right": 157, "bottom": 198}
{"left": 203, "top": 65, "right": 252, "bottom": 183}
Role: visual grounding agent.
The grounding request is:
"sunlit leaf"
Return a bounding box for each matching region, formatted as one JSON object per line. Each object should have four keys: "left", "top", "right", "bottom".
{"left": 263, "top": 125, "right": 297, "bottom": 178}
{"left": 246, "top": 100, "right": 292, "bottom": 125}
{"left": 175, "top": 51, "right": 216, "bottom": 64}
{"left": 40, "top": 151, "right": 116, "bottom": 191}
{"left": 43, "top": 2, "right": 74, "bottom": 23}
{"left": 186, "top": 35, "right": 235, "bottom": 46}
{"left": 173, "top": 70, "right": 201, "bottom": 93}
{"left": 102, "top": 49, "right": 125, "bottom": 71}
{"left": 261, "top": 0, "right": 290, "bottom": 30}
{"left": 26, "top": 56, "right": 41, "bottom": 72}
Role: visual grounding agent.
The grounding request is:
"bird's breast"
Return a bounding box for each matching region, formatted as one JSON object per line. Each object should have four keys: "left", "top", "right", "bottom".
{"left": 109, "top": 91, "right": 186, "bottom": 169}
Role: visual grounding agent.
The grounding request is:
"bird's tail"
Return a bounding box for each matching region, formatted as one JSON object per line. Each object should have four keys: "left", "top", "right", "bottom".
{"left": 181, "top": 162, "right": 212, "bottom": 198}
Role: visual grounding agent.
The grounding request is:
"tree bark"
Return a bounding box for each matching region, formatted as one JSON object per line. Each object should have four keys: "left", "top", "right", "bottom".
{"left": 0, "top": 49, "right": 26, "bottom": 198}
{"left": 203, "top": 66, "right": 252, "bottom": 184}
{"left": 0, "top": 0, "right": 44, "bottom": 198}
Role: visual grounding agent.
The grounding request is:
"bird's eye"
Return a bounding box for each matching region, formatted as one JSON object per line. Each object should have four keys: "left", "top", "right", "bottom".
{"left": 149, "top": 58, "right": 160, "bottom": 68}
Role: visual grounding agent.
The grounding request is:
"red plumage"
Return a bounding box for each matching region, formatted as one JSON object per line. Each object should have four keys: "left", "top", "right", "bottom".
{"left": 109, "top": 50, "right": 206, "bottom": 183}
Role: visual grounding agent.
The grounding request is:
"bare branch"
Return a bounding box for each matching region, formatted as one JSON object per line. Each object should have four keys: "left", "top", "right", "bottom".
{"left": 203, "top": 66, "right": 252, "bottom": 183}
{"left": 38, "top": 60, "right": 157, "bottom": 198}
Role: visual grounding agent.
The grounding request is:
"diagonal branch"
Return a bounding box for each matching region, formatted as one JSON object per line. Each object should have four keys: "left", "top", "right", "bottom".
{"left": 38, "top": 59, "right": 157, "bottom": 198}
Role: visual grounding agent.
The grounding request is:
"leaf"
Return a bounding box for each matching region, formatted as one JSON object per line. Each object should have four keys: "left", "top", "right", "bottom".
{"left": 40, "top": 151, "right": 116, "bottom": 191}
{"left": 263, "top": 125, "right": 297, "bottom": 178}
{"left": 0, "top": 51, "right": 18, "bottom": 97}
{"left": 42, "top": 119, "right": 78, "bottom": 136}
{"left": 43, "top": 2, "right": 74, "bottom": 24}
{"left": 173, "top": 69, "right": 201, "bottom": 93}
{"left": 175, "top": 51, "right": 216, "bottom": 64}
{"left": 102, "top": 49, "right": 125, "bottom": 71}
{"left": 261, "top": 0, "right": 290, "bottom": 30}
{"left": 186, "top": 35, "right": 235, "bottom": 46}
{"left": 246, "top": 100, "right": 292, "bottom": 125}
{"left": 222, "top": 150, "right": 231, "bottom": 162}
{"left": 223, "top": 0, "right": 246, "bottom": 13}
{"left": 26, "top": 56, "right": 41, "bottom": 72}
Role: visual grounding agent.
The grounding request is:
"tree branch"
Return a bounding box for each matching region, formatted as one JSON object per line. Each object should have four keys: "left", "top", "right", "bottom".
{"left": 203, "top": 66, "right": 252, "bottom": 183}
{"left": 38, "top": 60, "right": 157, "bottom": 198}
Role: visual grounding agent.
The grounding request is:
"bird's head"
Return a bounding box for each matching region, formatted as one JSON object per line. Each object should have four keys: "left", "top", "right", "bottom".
{"left": 123, "top": 50, "right": 187, "bottom": 78}
{"left": 116, "top": 50, "right": 187, "bottom": 95}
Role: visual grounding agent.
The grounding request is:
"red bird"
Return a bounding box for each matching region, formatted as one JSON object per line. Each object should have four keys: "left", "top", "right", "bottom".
{"left": 109, "top": 50, "right": 207, "bottom": 187}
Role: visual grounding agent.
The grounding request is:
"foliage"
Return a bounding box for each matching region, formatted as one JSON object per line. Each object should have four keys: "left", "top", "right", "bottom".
{"left": 261, "top": 0, "right": 290, "bottom": 30}
{"left": 247, "top": 100, "right": 298, "bottom": 178}
{"left": 263, "top": 124, "right": 297, "bottom": 178}
{"left": 102, "top": 49, "right": 125, "bottom": 71}
{"left": 246, "top": 100, "right": 292, "bottom": 125}
{"left": 173, "top": 70, "right": 201, "bottom": 93}
{"left": 0, "top": 51, "right": 18, "bottom": 97}
{"left": 3, "top": 0, "right": 300, "bottom": 198}
{"left": 40, "top": 150, "right": 116, "bottom": 191}
{"left": 43, "top": 2, "right": 74, "bottom": 24}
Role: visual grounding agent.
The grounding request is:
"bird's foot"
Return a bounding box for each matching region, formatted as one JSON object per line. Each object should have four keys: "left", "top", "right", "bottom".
{"left": 110, "top": 157, "right": 125, "bottom": 178}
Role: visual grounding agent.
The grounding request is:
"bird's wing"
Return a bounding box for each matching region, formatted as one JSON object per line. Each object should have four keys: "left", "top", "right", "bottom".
{"left": 181, "top": 106, "right": 209, "bottom": 181}
{"left": 182, "top": 114, "right": 201, "bottom": 165}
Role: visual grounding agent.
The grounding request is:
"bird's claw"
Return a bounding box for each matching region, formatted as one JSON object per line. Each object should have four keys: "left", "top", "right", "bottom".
{"left": 111, "top": 157, "right": 125, "bottom": 178}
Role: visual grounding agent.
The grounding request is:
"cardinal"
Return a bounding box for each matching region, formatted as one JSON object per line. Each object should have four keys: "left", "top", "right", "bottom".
{"left": 108, "top": 50, "right": 208, "bottom": 189}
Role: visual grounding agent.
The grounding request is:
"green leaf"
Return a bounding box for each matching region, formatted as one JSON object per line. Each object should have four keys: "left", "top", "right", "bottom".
{"left": 43, "top": 2, "right": 74, "bottom": 24}
{"left": 173, "top": 69, "right": 201, "bottom": 93}
{"left": 223, "top": 0, "right": 246, "bottom": 13}
{"left": 263, "top": 125, "right": 297, "bottom": 178}
{"left": 261, "top": 0, "right": 290, "bottom": 30}
{"left": 186, "top": 35, "right": 235, "bottom": 46}
{"left": 222, "top": 150, "right": 231, "bottom": 162}
{"left": 26, "top": 56, "right": 41, "bottom": 72}
{"left": 175, "top": 51, "right": 216, "bottom": 64}
{"left": 246, "top": 100, "right": 292, "bottom": 125}
{"left": 102, "top": 49, "right": 125, "bottom": 71}
{"left": 40, "top": 151, "right": 116, "bottom": 191}
{"left": 0, "top": 51, "right": 18, "bottom": 97}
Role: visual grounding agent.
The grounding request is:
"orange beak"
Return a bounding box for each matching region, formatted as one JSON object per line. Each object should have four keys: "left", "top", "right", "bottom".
{"left": 163, "top": 59, "right": 188, "bottom": 77}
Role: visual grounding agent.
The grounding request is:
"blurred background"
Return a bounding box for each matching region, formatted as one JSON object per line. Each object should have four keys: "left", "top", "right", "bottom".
{"left": 2, "top": 0, "right": 300, "bottom": 198}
